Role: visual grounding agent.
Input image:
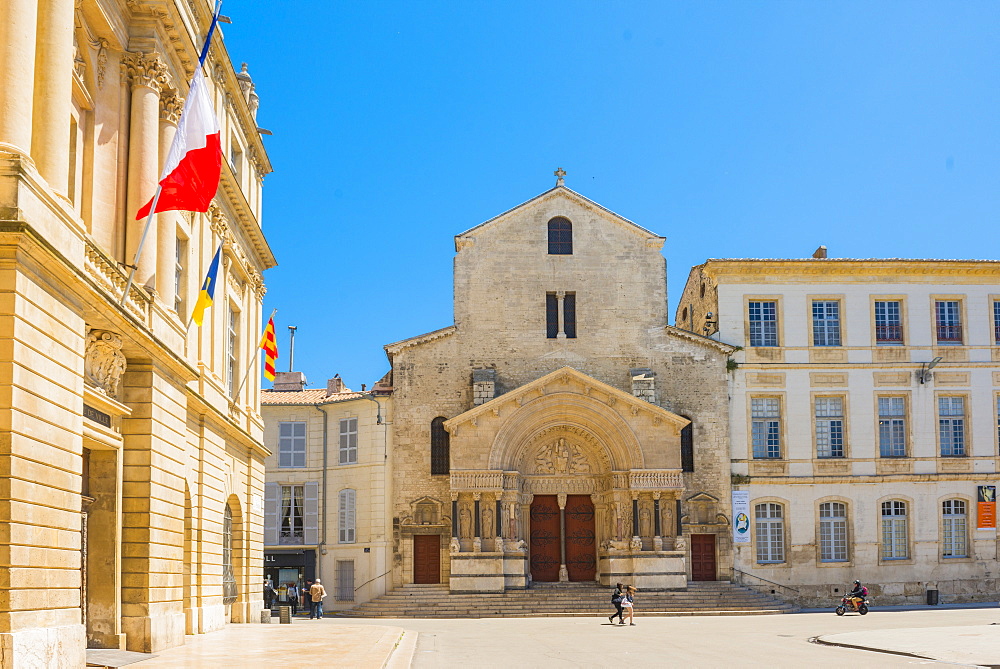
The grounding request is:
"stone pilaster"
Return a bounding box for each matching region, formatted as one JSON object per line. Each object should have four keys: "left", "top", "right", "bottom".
{"left": 155, "top": 94, "right": 182, "bottom": 307}
{"left": 30, "top": 0, "right": 75, "bottom": 193}
{"left": 0, "top": 0, "right": 38, "bottom": 155}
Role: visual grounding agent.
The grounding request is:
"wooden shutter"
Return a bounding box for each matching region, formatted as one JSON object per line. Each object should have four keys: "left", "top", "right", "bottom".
{"left": 263, "top": 482, "right": 279, "bottom": 546}
{"left": 303, "top": 481, "right": 319, "bottom": 546}
{"left": 339, "top": 489, "right": 355, "bottom": 543}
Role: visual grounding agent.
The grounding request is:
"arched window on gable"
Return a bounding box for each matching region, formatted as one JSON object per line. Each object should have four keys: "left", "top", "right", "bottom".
{"left": 547, "top": 217, "right": 572, "bottom": 255}
{"left": 431, "top": 417, "right": 450, "bottom": 475}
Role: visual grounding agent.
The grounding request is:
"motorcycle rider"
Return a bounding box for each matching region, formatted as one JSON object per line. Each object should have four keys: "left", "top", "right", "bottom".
{"left": 848, "top": 579, "right": 868, "bottom": 610}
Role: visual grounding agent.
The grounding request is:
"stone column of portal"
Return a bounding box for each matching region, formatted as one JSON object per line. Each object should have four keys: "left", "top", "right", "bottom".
{"left": 556, "top": 291, "right": 566, "bottom": 339}
{"left": 557, "top": 493, "right": 568, "bottom": 582}
{"left": 652, "top": 492, "right": 663, "bottom": 551}
{"left": 0, "top": 0, "right": 38, "bottom": 155}
{"left": 472, "top": 493, "right": 481, "bottom": 553}
{"left": 156, "top": 94, "right": 182, "bottom": 307}
{"left": 124, "top": 52, "right": 167, "bottom": 290}
{"left": 30, "top": 0, "right": 74, "bottom": 193}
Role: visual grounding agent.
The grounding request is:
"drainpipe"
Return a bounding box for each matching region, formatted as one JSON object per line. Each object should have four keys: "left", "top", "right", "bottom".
{"left": 313, "top": 403, "right": 329, "bottom": 582}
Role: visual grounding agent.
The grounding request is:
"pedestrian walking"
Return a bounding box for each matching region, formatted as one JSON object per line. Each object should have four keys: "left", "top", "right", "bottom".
{"left": 309, "top": 578, "right": 327, "bottom": 619}
{"left": 263, "top": 579, "right": 274, "bottom": 610}
{"left": 621, "top": 585, "right": 637, "bottom": 626}
{"left": 608, "top": 582, "right": 625, "bottom": 624}
{"left": 301, "top": 580, "right": 312, "bottom": 611}
{"left": 287, "top": 582, "right": 299, "bottom": 615}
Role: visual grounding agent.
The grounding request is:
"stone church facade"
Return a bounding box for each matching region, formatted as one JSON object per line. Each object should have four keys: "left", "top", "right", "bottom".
{"left": 384, "top": 182, "right": 736, "bottom": 593}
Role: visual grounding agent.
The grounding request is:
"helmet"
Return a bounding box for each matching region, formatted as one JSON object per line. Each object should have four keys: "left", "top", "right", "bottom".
{"left": 853, "top": 580, "right": 861, "bottom": 585}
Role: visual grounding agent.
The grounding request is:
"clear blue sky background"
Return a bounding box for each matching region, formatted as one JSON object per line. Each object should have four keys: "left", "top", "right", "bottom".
{"left": 222, "top": 1, "right": 999, "bottom": 392}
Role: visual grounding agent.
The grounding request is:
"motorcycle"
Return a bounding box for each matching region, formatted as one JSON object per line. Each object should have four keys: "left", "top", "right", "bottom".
{"left": 835, "top": 595, "right": 870, "bottom": 616}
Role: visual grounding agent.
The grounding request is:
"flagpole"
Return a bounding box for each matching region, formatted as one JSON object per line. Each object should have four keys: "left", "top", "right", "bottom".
{"left": 119, "top": 1, "right": 223, "bottom": 308}
{"left": 233, "top": 308, "right": 277, "bottom": 406}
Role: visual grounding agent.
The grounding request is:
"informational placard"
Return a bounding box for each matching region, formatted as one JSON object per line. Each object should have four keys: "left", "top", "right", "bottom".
{"left": 732, "top": 490, "right": 751, "bottom": 544}
{"left": 977, "top": 485, "right": 996, "bottom": 530}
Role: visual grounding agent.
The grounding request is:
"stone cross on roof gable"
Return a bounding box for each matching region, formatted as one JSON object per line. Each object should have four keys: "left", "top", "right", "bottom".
{"left": 554, "top": 167, "right": 566, "bottom": 186}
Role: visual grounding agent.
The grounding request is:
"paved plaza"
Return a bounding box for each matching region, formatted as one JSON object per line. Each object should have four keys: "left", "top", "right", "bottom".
{"left": 125, "top": 606, "right": 1000, "bottom": 668}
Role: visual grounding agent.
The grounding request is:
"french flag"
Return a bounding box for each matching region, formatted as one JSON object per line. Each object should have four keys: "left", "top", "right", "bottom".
{"left": 135, "top": 65, "right": 221, "bottom": 220}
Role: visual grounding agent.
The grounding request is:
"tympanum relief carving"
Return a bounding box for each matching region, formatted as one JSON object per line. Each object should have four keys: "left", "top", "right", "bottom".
{"left": 531, "top": 438, "right": 592, "bottom": 475}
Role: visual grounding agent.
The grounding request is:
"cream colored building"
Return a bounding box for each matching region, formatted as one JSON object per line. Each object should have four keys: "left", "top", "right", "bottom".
{"left": 260, "top": 372, "right": 393, "bottom": 610}
{"left": 677, "top": 257, "right": 1000, "bottom": 606}
{"left": 384, "top": 181, "right": 736, "bottom": 595}
{"left": 0, "top": 1, "right": 274, "bottom": 665}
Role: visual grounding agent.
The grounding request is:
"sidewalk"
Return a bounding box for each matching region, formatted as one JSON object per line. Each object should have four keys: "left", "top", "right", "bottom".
{"left": 128, "top": 619, "right": 417, "bottom": 669}
{"left": 816, "top": 624, "right": 1000, "bottom": 667}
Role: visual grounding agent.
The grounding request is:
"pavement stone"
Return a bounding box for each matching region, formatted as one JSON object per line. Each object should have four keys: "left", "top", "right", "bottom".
{"left": 817, "top": 624, "right": 1000, "bottom": 667}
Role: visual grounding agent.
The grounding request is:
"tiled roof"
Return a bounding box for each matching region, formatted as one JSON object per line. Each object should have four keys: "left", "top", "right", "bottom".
{"left": 260, "top": 389, "right": 367, "bottom": 406}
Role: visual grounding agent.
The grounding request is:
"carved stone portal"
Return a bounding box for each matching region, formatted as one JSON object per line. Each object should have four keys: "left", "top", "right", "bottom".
{"left": 532, "top": 438, "right": 592, "bottom": 475}
{"left": 85, "top": 330, "right": 127, "bottom": 397}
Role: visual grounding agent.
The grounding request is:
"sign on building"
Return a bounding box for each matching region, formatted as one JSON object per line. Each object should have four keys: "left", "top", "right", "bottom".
{"left": 732, "top": 490, "right": 750, "bottom": 544}
{"left": 977, "top": 485, "right": 996, "bottom": 530}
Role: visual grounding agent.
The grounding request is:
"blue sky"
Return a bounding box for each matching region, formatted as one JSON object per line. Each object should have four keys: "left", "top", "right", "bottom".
{"left": 222, "top": 1, "right": 999, "bottom": 391}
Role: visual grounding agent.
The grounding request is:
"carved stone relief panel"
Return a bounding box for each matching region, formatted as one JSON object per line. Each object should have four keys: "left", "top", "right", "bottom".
{"left": 85, "top": 329, "right": 127, "bottom": 397}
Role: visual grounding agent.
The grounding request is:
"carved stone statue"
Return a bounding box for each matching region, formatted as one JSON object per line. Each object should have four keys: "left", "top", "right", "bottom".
{"left": 459, "top": 505, "right": 472, "bottom": 538}
{"left": 85, "top": 330, "right": 127, "bottom": 397}
{"left": 481, "top": 506, "right": 494, "bottom": 538}
{"left": 630, "top": 536, "right": 642, "bottom": 551}
{"left": 449, "top": 536, "right": 460, "bottom": 553}
{"left": 674, "top": 536, "right": 687, "bottom": 551}
{"left": 639, "top": 507, "right": 653, "bottom": 538}
{"left": 494, "top": 536, "right": 505, "bottom": 552}
{"left": 472, "top": 536, "right": 482, "bottom": 553}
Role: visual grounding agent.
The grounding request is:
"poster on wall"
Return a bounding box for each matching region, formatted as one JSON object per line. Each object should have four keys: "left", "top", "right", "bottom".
{"left": 977, "top": 485, "right": 996, "bottom": 530}
{"left": 732, "top": 490, "right": 750, "bottom": 544}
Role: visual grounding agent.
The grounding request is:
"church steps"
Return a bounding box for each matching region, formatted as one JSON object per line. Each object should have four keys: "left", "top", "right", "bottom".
{"left": 339, "top": 582, "right": 797, "bottom": 618}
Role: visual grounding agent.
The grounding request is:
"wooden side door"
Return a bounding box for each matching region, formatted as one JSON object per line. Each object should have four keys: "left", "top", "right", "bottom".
{"left": 690, "top": 533, "right": 717, "bottom": 581}
{"left": 413, "top": 535, "right": 441, "bottom": 584}
{"left": 529, "top": 495, "right": 561, "bottom": 582}
{"left": 564, "top": 495, "right": 596, "bottom": 582}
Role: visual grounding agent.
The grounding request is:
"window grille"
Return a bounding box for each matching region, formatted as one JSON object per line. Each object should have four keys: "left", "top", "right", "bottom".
{"left": 874, "top": 301, "right": 903, "bottom": 343}
{"left": 878, "top": 397, "right": 907, "bottom": 457}
{"left": 880, "top": 500, "right": 908, "bottom": 560}
{"left": 547, "top": 217, "right": 572, "bottom": 254}
{"left": 751, "top": 398, "right": 781, "bottom": 458}
{"left": 819, "top": 502, "right": 848, "bottom": 562}
{"left": 748, "top": 301, "right": 778, "bottom": 347}
{"left": 935, "top": 301, "right": 963, "bottom": 344}
{"left": 815, "top": 397, "right": 844, "bottom": 458}
{"left": 812, "top": 301, "right": 841, "bottom": 346}
{"left": 223, "top": 505, "right": 237, "bottom": 604}
{"left": 336, "top": 560, "right": 355, "bottom": 601}
{"left": 430, "top": 417, "right": 450, "bottom": 475}
{"left": 942, "top": 499, "right": 967, "bottom": 558}
{"left": 755, "top": 503, "right": 784, "bottom": 564}
{"left": 938, "top": 397, "right": 966, "bottom": 456}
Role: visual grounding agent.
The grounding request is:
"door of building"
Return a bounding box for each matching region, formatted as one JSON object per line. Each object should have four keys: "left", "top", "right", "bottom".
{"left": 690, "top": 533, "right": 717, "bottom": 581}
{"left": 564, "top": 495, "right": 596, "bottom": 581}
{"left": 529, "top": 495, "right": 561, "bottom": 582}
{"left": 413, "top": 535, "right": 441, "bottom": 584}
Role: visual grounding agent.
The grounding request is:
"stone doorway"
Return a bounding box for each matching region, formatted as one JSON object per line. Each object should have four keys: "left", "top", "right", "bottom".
{"left": 690, "top": 534, "right": 716, "bottom": 581}
{"left": 413, "top": 535, "right": 441, "bottom": 584}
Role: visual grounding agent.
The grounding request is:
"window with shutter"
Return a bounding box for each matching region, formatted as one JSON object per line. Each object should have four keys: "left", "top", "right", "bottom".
{"left": 339, "top": 489, "right": 356, "bottom": 543}
{"left": 339, "top": 417, "right": 358, "bottom": 464}
{"left": 303, "top": 481, "right": 319, "bottom": 545}
{"left": 263, "top": 482, "right": 280, "bottom": 546}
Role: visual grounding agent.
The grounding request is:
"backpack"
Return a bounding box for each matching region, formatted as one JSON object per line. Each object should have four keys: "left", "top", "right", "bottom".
{"left": 860, "top": 586, "right": 868, "bottom": 597}
{"left": 611, "top": 591, "right": 623, "bottom": 605}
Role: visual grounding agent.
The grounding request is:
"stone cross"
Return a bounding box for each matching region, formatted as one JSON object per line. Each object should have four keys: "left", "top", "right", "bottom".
{"left": 554, "top": 167, "right": 566, "bottom": 186}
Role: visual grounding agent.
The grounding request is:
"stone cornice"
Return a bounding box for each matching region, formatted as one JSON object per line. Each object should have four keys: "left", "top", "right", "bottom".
{"left": 663, "top": 325, "right": 738, "bottom": 354}
{"left": 700, "top": 259, "right": 1000, "bottom": 283}
{"left": 384, "top": 325, "right": 457, "bottom": 358}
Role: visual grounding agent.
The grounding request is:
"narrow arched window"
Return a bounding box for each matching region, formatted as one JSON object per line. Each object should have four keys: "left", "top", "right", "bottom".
{"left": 547, "top": 217, "right": 572, "bottom": 255}
{"left": 680, "top": 420, "right": 694, "bottom": 472}
{"left": 223, "top": 505, "right": 237, "bottom": 604}
{"left": 431, "top": 417, "right": 450, "bottom": 475}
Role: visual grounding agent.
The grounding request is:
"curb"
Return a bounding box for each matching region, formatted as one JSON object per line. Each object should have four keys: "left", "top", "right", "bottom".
{"left": 384, "top": 629, "right": 419, "bottom": 669}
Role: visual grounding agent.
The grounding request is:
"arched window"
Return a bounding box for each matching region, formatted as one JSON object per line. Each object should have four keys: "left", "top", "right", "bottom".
{"left": 942, "top": 499, "right": 968, "bottom": 558}
{"left": 819, "top": 501, "right": 848, "bottom": 562}
{"left": 881, "top": 500, "right": 908, "bottom": 560}
{"left": 754, "top": 503, "right": 784, "bottom": 564}
{"left": 223, "top": 505, "right": 237, "bottom": 604}
{"left": 431, "top": 417, "right": 450, "bottom": 475}
{"left": 339, "top": 489, "right": 356, "bottom": 543}
{"left": 547, "top": 217, "right": 572, "bottom": 255}
{"left": 680, "top": 420, "right": 694, "bottom": 472}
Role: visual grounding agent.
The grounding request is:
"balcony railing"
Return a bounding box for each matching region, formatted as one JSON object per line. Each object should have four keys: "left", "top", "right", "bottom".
{"left": 875, "top": 324, "right": 903, "bottom": 343}
{"left": 936, "top": 324, "right": 963, "bottom": 344}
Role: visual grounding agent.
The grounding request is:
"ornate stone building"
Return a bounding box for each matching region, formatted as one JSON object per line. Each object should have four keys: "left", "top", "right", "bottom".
{"left": 384, "top": 179, "right": 735, "bottom": 594}
{"left": 0, "top": 1, "right": 274, "bottom": 665}
{"left": 677, "top": 257, "right": 1000, "bottom": 606}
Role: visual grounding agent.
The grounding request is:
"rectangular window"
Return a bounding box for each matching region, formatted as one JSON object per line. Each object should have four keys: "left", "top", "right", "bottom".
{"left": 230, "top": 140, "right": 242, "bottom": 182}
{"left": 546, "top": 293, "right": 558, "bottom": 339}
{"left": 874, "top": 300, "right": 903, "bottom": 344}
{"left": 279, "top": 484, "right": 304, "bottom": 545}
{"left": 815, "top": 397, "right": 844, "bottom": 458}
{"left": 754, "top": 503, "right": 784, "bottom": 564}
{"left": 994, "top": 300, "right": 1000, "bottom": 345}
{"left": 227, "top": 306, "right": 239, "bottom": 398}
{"left": 751, "top": 398, "right": 781, "bottom": 459}
{"left": 336, "top": 560, "right": 355, "bottom": 601}
{"left": 880, "top": 501, "right": 908, "bottom": 560}
{"left": 339, "top": 417, "right": 358, "bottom": 464}
{"left": 935, "top": 300, "right": 963, "bottom": 344}
{"left": 878, "top": 397, "right": 907, "bottom": 457}
{"left": 819, "top": 502, "right": 848, "bottom": 562}
{"left": 174, "top": 237, "right": 184, "bottom": 314}
{"left": 563, "top": 292, "right": 576, "bottom": 339}
{"left": 938, "top": 397, "right": 966, "bottom": 456}
{"left": 339, "top": 489, "right": 356, "bottom": 543}
{"left": 748, "top": 301, "right": 778, "bottom": 347}
{"left": 812, "top": 300, "right": 841, "bottom": 346}
{"left": 942, "top": 499, "right": 968, "bottom": 558}
{"left": 278, "top": 421, "right": 307, "bottom": 468}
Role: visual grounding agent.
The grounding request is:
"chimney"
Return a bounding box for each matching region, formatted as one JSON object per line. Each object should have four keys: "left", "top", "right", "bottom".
{"left": 272, "top": 371, "right": 307, "bottom": 392}
{"left": 327, "top": 375, "right": 345, "bottom": 396}
{"left": 812, "top": 245, "right": 828, "bottom": 259}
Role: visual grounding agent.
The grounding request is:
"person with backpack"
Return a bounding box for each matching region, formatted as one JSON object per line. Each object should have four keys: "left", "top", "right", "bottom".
{"left": 608, "top": 582, "right": 625, "bottom": 624}
{"left": 848, "top": 579, "right": 868, "bottom": 610}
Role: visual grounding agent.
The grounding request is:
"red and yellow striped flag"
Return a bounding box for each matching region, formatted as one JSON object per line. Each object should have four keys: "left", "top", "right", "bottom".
{"left": 259, "top": 316, "right": 278, "bottom": 382}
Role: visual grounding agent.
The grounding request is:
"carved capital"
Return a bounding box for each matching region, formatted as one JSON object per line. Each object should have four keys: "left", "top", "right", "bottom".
{"left": 85, "top": 330, "right": 127, "bottom": 397}
{"left": 123, "top": 52, "right": 168, "bottom": 93}
{"left": 557, "top": 493, "right": 567, "bottom": 509}
{"left": 160, "top": 93, "right": 184, "bottom": 125}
